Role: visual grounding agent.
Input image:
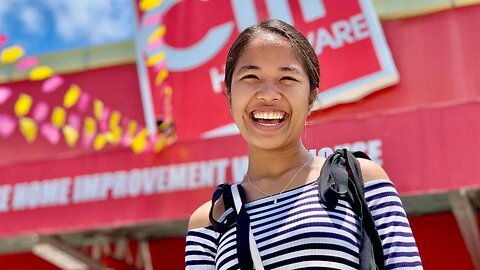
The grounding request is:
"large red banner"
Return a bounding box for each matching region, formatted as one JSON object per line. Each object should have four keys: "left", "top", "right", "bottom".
{"left": 136, "top": 0, "right": 398, "bottom": 140}
{"left": 0, "top": 100, "right": 478, "bottom": 237}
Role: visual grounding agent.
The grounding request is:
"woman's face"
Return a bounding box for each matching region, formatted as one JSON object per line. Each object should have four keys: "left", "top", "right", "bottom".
{"left": 229, "top": 32, "right": 312, "bottom": 150}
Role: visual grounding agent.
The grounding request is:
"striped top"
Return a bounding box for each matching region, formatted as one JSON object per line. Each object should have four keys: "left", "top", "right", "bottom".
{"left": 185, "top": 179, "right": 423, "bottom": 269}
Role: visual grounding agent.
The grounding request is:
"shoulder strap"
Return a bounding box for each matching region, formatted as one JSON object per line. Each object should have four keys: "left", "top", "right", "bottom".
{"left": 209, "top": 183, "right": 235, "bottom": 233}
{"left": 318, "top": 149, "right": 385, "bottom": 270}
{"left": 231, "top": 185, "right": 265, "bottom": 270}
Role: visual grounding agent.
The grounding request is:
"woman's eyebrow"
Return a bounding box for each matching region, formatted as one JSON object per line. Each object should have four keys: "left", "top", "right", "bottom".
{"left": 280, "top": 66, "right": 301, "bottom": 74}
{"left": 237, "top": 65, "right": 259, "bottom": 73}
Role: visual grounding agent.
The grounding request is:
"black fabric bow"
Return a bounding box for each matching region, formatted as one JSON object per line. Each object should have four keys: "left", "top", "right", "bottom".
{"left": 318, "top": 149, "right": 385, "bottom": 270}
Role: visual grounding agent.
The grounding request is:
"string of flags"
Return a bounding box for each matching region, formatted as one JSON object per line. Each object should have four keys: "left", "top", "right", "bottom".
{"left": 0, "top": 0, "right": 176, "bottom": 154}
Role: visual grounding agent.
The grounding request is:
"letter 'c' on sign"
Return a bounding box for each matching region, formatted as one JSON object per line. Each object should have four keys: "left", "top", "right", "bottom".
{"left": 146, "top": 0, "right": 234, "bottom": 72}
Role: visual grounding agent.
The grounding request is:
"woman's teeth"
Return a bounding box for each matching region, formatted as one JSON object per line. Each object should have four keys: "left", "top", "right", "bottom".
{"left": 252, "top": 112, "right": 285, "bottom": 120}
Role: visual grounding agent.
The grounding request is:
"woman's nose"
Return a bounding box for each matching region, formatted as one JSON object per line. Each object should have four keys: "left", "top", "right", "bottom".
{"left": 256, "top": 84, "right": 281, "bottom": 102}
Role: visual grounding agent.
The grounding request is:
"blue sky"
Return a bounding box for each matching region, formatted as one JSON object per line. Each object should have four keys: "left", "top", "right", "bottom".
{"left": 0, "top": 0, "right": 136, "bottom": 56}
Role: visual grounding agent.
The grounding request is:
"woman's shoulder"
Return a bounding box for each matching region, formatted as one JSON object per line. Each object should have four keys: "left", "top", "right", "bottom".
{"left": 356, "top": 157, "right": 390, "bottom": 183}
{"left": 188, "top": 197, "right": 226, "bottom": 230}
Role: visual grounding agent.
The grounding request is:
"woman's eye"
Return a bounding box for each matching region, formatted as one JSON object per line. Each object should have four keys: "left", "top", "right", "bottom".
{"left": 241, "top": 74, "right": 259, "bottom": 80}
{"left": 280, "top": 76, "right": 298, "bottom": 82}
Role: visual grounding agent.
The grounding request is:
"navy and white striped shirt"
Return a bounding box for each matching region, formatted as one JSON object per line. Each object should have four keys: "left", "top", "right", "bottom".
{"left": 186, "top": 179, "right": 423, "bottom": 269}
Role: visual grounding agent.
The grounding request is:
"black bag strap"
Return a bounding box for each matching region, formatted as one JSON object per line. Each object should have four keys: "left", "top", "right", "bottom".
{"left": 318, "top": 149, "right": 385, "bottom": 270}
{"left": 208, "top": 183, "right": 253, "bottom": 270}
{"left": 209, "top": 183, "right": 236, "bottom": 233}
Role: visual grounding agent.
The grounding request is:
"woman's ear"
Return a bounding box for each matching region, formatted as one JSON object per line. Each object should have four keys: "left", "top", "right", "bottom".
{"left": 308, "top": 88, "right": 318, "bottom": 112}
{"left": 224, "top": 88, "right": 232, "bottom": 109}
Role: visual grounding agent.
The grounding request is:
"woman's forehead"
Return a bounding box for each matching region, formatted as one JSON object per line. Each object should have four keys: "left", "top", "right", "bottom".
{"left": 236, "top": 33, "right": 304, "bottom": 71}
{"left": 246, "top": 32, "right": 292, "bottom": 50}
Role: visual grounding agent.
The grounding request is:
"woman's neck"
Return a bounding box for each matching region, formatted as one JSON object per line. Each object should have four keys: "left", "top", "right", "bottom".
{"left": 246, "top": 142, "right": 312, "bottom": 180}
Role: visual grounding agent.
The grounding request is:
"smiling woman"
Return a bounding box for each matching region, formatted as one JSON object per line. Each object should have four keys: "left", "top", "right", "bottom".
{"left": 185, "top": 19, "right": 423, "bottom": 270}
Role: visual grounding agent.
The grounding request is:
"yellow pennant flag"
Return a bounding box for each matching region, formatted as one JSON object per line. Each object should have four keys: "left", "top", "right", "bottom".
{"left": 111, "top": 127, "right": 122, "bottom": 145}
{"left": 155, "top": 68, "right": 168, "bottom": 86}
{"left": 127, "top": 120, "right": 138, "bottom": 136}
{"left": 15, "top": 94, "right": 33, "bottom": 117}
{"left": 148, "top": 25, "right": 166, "bottom": 43}
{"left": 63, "top": 125, "right": 79, "bottom": 147}
{"left": 1, "top": 45, "right": 24, "bottom": 63}
{"left": 51, "top": 106, "right": 66, "bottom": 128}
{"left": 93, "top": 134, "right": 107, "bottom": 151}
{"left": 147, "top": 51, "right": 165, "bottom": 67}
{"left": 131, "top": 128, "right": 148, "bottom": 154}
{"left": 140, "top": 0, "right": 163, "bottom": 11}
{"left": 153, "top": 134, "right": 167, "bottom": 153}
{"left": 29, "top": 66, "right": 54, "bottom": 81}
{"left": 109, "top": 111, "right": 121, "bottom": 130}
{"left": 164, "top": 86, "right": 172, "bottom": 96}
{"left": 155, "top": 68, "right": 169, "bottom": 86}
{"left": 64, "top": 84, "right": 81, "bottom": 108}
{"left": 19, "top": 117, "right": 38, "bottom": 143}
{"left": 93, "top": 99, "right": 104, "bottom": 120}
{"left": 84, "top": 117, "right": 97, "bottom": 136}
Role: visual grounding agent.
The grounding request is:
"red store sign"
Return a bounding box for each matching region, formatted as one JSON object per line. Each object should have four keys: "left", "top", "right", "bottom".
{"left": 136, "top": 0, "right": 398, "bottom": 140}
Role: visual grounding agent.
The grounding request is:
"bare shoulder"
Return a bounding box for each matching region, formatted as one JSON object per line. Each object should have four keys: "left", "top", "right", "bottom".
{"left": 188, "top": 197, "right": 226, "bottom": 230}
{"left": 357, "top": 158, "right": 390, "bottom": 183}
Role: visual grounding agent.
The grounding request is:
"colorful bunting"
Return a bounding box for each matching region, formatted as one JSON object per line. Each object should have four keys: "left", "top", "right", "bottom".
{"left": 139, "top": 0, "right": 163, "bottom": 11}
{"left": 0, "top": 33, "right": 7, "bottom": 47}
{"left": 19, "top": 117, "right": 38, "bottom": 143}
{"left": 143, "top": 12, "right": 163, "bottom": 27}
{"left": 145, "top": 38, "right": 165, "bottom": 52}
{"left": 33, "top": 102, "right": 49, "bottom": 122}
{"left": 109, "top": 111, "right": 121, "bottom": 130}
{"left": 16, "top": 56, "right": 39, "bottom": 71}
{"left": 76, "top": 92, "right": 90, "bottom": 112}
{"left": 131, "top": 128, "right": 148, "bottom": 154}
{"left": 51, "top": 106, "right": 66, "bottom": 128}
{"left": 64, "top": 84, "right": 81, "bottom": 108}
{"left": 15, "top": 94, "right": 33, "bottom": 117}
{"left": 1, "top": 45, "right": 24, "bottom": 63}
{"left": 147, "top": 51, "right": 165, "bottom": 66}
{"left": 41, "top": 123, "right": 60, "bottom": 145}
{"left": 67, "top": 113, "right": 81, "bottom": 130}
{"left": 62, "top": 125, "right": 79, "bottom": 147}
{"left": 93, "top": 134, "right": 107, "bottom": 151}
{"left": 84, "top": 117, "right": 97, "bottom": 136}
{"left": 155, "top": 68, "right": 168, "bottom": 86}
{"left": 30, "top": 65, "right": 54, "bottom": 81}
{"left": 0, "top": 114, "right": 17, "bottom": 138}
{"left": 0, "top": 86, "right": 12, "bottom": 105}
{"left": 42, "top": 75, "right": 65, "bottom": 93}
{"left": 93, "top": 99, "right": 104, "bottom": 120}
{"left": 148, "top": 25, "right": 166, "bottom": 43}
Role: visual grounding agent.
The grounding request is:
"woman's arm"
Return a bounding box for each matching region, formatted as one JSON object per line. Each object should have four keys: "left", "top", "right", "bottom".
{"left": 360, "top": 159, "right": 423, "bottom": 269}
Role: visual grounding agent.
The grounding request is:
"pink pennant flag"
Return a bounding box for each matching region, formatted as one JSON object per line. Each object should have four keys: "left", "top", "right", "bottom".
{"left": 145, "top": 38, "right": 164, "bottom": 52}
{"left": 33, "top": 102, "right": 49, "bottom": 122}
{"left": 0, "top": 114, "right": 17, "bottom": 138}
{"left": 77, "top": 92, "right": 91, "bottom": 112}
{"left": 41, "top": 123, "right": 60, "bottom": 145}
{"left": 42, "top": 75, "right": 65, "bottom": 93}
{"left": 68, "top": 113, "right": 81, "bottom": 130}
{"left": 143, "top": 13, "right": 163, "bottom": 27}
{"left": 16, "top": 56, "right": 39, "bottom": 71}
{"left": 0, "top": 34, "right": 7, "bottom": 47}
{"left": 82, "top": 134, "right": 94, "bottom": 148}
{"left": 153, "top": 60, "right": 168, "bottom": 72}
{"left": 121, "top": 132, "right": 132, "bottom": 147}
{"left": 99, "top": 107, "right": 110, "bottom": 131}
{"left": 0, "top": 86, "right": 12, "bottom": 105}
